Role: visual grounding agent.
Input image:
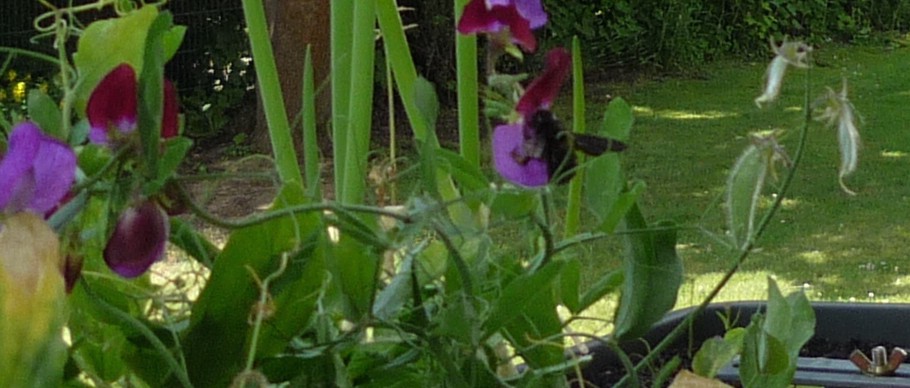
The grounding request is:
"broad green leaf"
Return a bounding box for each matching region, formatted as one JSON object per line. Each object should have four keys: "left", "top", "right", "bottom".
{"left": 578, "top": 269, "right": 623, "bottom": 313}
{"left": 73, "top": 6, "right": 158, "bottom": 113}
{"left": 692, "top": 328, "right": 745, "bottom": 378}
{"left": 27, "top": 89, "right": 63, "bottom": 140}
{"left": 598, "top": 180, "right": 646, "bottom": 233}
{"left": 601, "top": 97, "right": 634, "bottom": 139}
{"left": 414, "top": 77, "right": 439, "bottom": 144}
{"left": 182, "top": 183, "right": 314, "bottom": 386}
{"left": 739, "top": 314, "right": 792, "bottom": 388}
{"left": 162, "top": 25, "right": 186, "bottom": 60}
{"left": 490, "top": 189, "right": 536, "bottom": 219}
{"left": 559, "top": 258, "right": 581, "bottom": 313}
{"left": 503, "top": 279, "right": 566, "bottom": 369}
{"left": 483, "top": 260, "right": 565, "bottom": 337}
{"left": 329, "top": 233, "right": 380, "bottom": 320}
{"left": 612, "top": 207, "right": 683, "bottom": 340}
{"left": 372, "top": 253, "right": 414, "bottom": 321}
{"left": 435, "top": 147, "right": 490, "bottom": 194}
{"left": 763, "top": 277, "right": 815, "bottom": 362}
{"left": 726, "top": 144, "right": 769, "bottom": 249}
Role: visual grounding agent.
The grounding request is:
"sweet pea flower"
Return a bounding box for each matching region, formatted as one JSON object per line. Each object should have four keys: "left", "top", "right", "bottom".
{"left": 87, "top": 64, "right": 179, "bottom": 145}
{"left": 492, "top": 48, "right": 570, "bottom": 187}
{"left": 755, "top": 39, "right": 812, "bottom": 107}
{"left": 457, "top": 0, "right": 547, "bottom": 52}
{"left": 103, "top": 199, "right": 169, "bottom": 278}
{"left": 0, "top": 122, "right": 76, "bottom": 215}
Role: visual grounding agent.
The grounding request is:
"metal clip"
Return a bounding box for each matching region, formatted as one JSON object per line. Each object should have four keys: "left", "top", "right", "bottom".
{"left": 849, "top": 346, "right": 907, "bottom": 376}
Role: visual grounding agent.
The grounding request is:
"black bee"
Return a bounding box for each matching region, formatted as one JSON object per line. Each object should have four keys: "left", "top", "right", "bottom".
{"left": 526, "top": 110, "right": 627, "bottom": 185}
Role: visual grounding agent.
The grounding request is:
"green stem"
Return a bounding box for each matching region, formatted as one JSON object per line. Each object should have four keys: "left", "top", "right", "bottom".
{"left": 615, "top": 59, "right": 814, "bottom": 388}
{"left": 564, "top": 37, "right": 586, "bottom": 238}
{"left": 242, "top": 0, "right": 302, "bottom": 186}
{"left": 331, "top": 0, "right": 354, "bottom": 200}
{"left": 339, "top": 0, "right": 377, "bottom": 205}
{"left": 454, "top": 0, "right": 479, "bottom": 168}
{"left": 302, "top": 46, "right": 321, "bottom": 199}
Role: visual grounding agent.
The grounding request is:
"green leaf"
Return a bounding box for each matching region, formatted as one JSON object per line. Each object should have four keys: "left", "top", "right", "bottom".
{"left": 763, "top": 277, "right": 815, "bottom": 362}
{"left": 612, "top": 207, "right": 683, "bottom": 340}
{"left": 372, "top": 253, "right": 414, "bottom": 321}
{"left": 73, "top": 6, "right": 158, "bottom": 113}
{"left": 414, "top": 77, "right": 439, "bottom": 144}
{"left": 578, "top": 269, "right": 623, "bottom": 313}
{"left": 598, "top": 180, "right": 646, "bottom": 233}
{"left": 490, "top": 189, "right": 536, "bottom": 219}
{"left": 483, "top": 260, "right": 565, "bottom": 337}
{"left": 145, "top": 137, "right": 193, "bottom": 195}
{"left": 726, "top": 144, "right": 770, "bottom": 249}
{"left": 559, "top": 258, "right": 581, "bottom": 313}
{"left": 182, "top": 184, "right": 315, "bottom": 386}
{"left": 168, "top": 218, "right": 219, "bottom": 268}
{"left": 601, "top": 97, "right": 633, "bottom": 139}
{"left": 739, "top": 314, "right": 792, "bottom": 388}
{"left": 27, "top": 89, "right": 63, "bottom": 140}
{"left": 162, "top": 24, "right": 186, "bottom": 60}
{"left": 434, "top": 147, "right": 489, "bottom": 194}
{"left": 137, "top": 11, "right": 173, "bottom": 182}
{"left": 692, "top": 328, "right": 745, "bottom": 378}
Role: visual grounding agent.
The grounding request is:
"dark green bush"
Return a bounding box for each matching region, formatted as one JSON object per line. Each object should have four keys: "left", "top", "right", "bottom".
{"left": 543, "top": 0, "right": 910, "bottom": 70}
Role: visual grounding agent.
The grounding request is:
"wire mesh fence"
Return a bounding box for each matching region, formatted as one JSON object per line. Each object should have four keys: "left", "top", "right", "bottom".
{"left": 0, "top": 0, "right": 245, "bottom": 88}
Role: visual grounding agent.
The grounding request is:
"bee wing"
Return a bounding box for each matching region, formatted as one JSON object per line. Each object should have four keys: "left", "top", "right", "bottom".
{"left": 573, "top": 133, "right": 627, "bottom": 156}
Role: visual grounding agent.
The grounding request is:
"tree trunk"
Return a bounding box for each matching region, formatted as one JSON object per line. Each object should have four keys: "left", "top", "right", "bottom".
{"left": 251, "top": 0, "right": 331, "bottom": 157}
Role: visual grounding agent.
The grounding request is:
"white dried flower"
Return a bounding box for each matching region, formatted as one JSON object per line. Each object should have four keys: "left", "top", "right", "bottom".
{"left": 814, "top": 79, "right": 861, "bottom": 195}
{"left": 755, "top": 39, "right": 812, "bottom": 107}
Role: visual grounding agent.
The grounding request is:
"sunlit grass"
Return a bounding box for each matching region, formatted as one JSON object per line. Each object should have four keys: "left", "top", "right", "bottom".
{"left": 569, "top": 43, "right": 910, "bottom": 335}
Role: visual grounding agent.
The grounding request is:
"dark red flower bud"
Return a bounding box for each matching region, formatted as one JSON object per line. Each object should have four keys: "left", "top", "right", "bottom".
{"left": 103, "top": 200, "right": 169, "bottom": 278}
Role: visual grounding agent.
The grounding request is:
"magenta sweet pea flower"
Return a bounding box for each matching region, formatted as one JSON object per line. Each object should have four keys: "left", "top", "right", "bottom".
{"left": 457, "top": 0, "right": 547, "bottom": 52}
{"left": 87, "top": 64, "right": 179, "bottom": 145}
{"left": 103, "top": 200, "right": 169, "bottom": 278}
{"left": 0, "top": 122, "right": 76, "bottom": 215}
{"left": 492, "top": 48, "right": 570, "bottom": 187}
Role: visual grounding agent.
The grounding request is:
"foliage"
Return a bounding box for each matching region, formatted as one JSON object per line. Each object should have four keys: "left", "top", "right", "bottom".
{"left": 543, "top": 0, "right": 910, "bottom": 70}
{"left": 0, "top": 0, "right": 871, "bottom": 387}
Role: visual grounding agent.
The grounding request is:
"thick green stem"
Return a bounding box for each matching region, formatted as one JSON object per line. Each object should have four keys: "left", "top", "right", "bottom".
{"left": 339, "top": 0, "right": 376, "bottom": 205}
{"left": 564, "top": 37, "right": 586, "bottom": 238}
{"left": 242, "top": 0, "right": 302, "bottom": 186}
{"left": 454, "top": 0, "right": 479, "bottom": 168}
{"left": 302, "top": 46, "right": 321, "bottom": 199}
{"left": 331, "top": 0, "right": 354, "bottom": 200}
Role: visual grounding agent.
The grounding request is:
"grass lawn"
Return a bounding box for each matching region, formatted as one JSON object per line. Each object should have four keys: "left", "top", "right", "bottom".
{"left": 566, "top": 43, "right": 910, "bottom": 333}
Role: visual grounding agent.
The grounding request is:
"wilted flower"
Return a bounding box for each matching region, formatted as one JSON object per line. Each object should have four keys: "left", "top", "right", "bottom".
{"left": 87, "top": 64, "right": 179, "bottom": 145}
{"left": 492, "top": 48, "right": 570, "bottom": 187}
{"left": 457, "top": 0, "right": 547, "bottom": 52}
{"left": 755, "top": 39, "right": 812, "bottom": 107}
{"left": 0, "top": 212, "right": 67, "bottom": 384}
{"left": 0, "top": 122, "right": 76, "bottom": 215}
{"left": 103, "top": 200, "right": 169, "bottom": 278}
{"left": 814, "top": 79, "right": 861, "bottom": 195}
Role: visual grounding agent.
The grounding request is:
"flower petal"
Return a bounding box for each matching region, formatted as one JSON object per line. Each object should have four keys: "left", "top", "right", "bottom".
{"left": 161, "top": 80, "right": 179, "bottom": 139}
{"left": 103, "top": 201, "right": 169, "bottom": 278}
{"left": 458, "top": 0, "right": 505, "bottom": 35}
{"left": 492, "top": 123, "right": 549, "bottom": 187}
{"left": 0, "top": 122, "right": 75, "bottom": 215}
{"left": 87, "top": 64, "right": 138, "bottom": 144}
{"left": 0, "top": 123, "right": 41, "bottom": 212}
{"left": 513, "top": 0, "right": 547, "bottom": 28}
{"left": 457, "top": 0, "right": 542, "bottom": 51}
{"left": 515, "top": 48, "right": 571, "bottom": 117}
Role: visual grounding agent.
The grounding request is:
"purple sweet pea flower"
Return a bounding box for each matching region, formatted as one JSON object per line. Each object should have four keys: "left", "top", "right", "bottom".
{"left": 492, "top": 48, "right": 570, "bottom": 187}
{"left": 457, "top": 0, "right": 547, "bottom": 52}
{"left": 0, "top": 122, "right": 76, "bottom": 215}
{"left": 87, "top": 64, "right": 180, "bottom": 145}
{"left": 103, "top": 200, "right": 169, "bottom": 278}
